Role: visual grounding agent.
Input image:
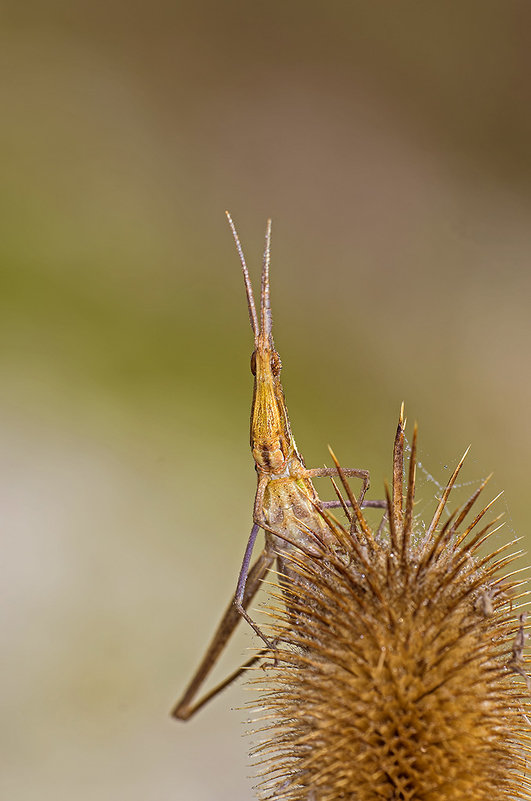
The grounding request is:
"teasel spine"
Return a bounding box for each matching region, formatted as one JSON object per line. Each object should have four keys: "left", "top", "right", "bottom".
{"left": 248, "top": 411, "right": 531, "bottom": 801}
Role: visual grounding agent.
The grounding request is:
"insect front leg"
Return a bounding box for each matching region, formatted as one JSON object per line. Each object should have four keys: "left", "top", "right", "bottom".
{"left": 304, "top": 466, "right": 371, "bottom": 505}
{"left": 233, "top": 475, "right": 277, "bottom": 649}
{"left": 234, "top": 522, "right": 276, "bottom": 650}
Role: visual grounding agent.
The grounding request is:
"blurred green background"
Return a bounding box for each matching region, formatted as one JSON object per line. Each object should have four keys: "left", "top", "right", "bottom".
{"left": 2, "top": 2, "right": 531, "bottom": 799}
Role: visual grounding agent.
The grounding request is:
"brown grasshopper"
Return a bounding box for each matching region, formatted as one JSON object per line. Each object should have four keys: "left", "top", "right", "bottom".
{"left": 172, "top": 214, "right": 382, "bottom": 720}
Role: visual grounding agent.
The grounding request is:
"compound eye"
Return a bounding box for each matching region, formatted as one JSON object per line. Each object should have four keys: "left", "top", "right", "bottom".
{"left": 250, "top": 351, "right": 257, "bottom": 376}
{"left": 270, "top": 351, "right": 282, "bottom": 376}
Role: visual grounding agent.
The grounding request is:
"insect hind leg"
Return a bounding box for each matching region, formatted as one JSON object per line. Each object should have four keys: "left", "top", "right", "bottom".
{"left": 172, "top": 546, "right": 275, "bottom": 721}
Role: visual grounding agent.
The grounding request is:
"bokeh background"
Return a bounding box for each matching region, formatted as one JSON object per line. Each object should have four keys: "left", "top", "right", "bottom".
{"left": 2, "top": 3, "right": 531, "bottom": 800}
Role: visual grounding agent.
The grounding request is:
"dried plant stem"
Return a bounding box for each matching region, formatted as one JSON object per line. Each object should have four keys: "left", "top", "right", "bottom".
{"left": 249, "top": 415, "right": 531, "bottom": 801}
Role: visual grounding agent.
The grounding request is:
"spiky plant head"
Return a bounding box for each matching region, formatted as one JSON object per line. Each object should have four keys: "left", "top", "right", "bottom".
{"left": 249, "top": 416, "right": 530, "bottom": 801}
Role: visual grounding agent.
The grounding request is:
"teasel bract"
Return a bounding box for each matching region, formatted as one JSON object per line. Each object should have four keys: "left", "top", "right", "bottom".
{"left": 249, "top": 412, "right": 531, "bottom": 801}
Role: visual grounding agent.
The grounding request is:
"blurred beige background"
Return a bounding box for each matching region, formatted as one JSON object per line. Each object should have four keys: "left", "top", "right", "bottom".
{"left": 1, "top": 2, "right": 531, "bottom": 799}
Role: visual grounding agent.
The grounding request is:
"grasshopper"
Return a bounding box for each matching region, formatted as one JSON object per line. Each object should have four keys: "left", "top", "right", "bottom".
{"left": 172, "top": 214, "right": 381, "bottom": 720}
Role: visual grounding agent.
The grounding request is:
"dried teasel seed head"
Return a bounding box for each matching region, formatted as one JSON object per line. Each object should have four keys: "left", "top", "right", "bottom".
{"left": 249, "top": 417, "right": 531, "bottom": 801}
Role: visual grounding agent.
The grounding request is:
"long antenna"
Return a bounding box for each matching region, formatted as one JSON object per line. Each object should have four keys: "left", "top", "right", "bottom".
{"left": 225, "top": 211, "right": 259, "bottom": 342}
{"left": 261, "top": 219, "right": 273, "bottom": 344}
